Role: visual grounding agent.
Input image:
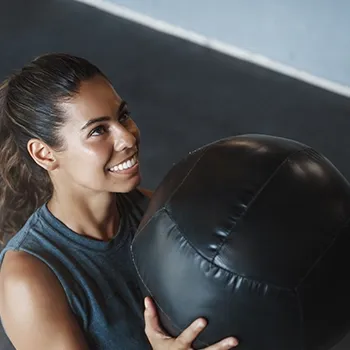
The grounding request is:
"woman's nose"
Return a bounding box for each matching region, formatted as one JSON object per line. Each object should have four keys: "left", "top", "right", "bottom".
{"left": 112, "top": 125, "right": 137, "bottom": 152}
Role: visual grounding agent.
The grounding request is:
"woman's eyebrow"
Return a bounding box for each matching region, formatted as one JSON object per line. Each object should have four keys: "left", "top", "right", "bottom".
{"left": 80, "top": 100, "right": 127, "bottom": 131}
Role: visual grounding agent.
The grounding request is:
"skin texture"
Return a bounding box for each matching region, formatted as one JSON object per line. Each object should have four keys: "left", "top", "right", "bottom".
{"left": 0, "top": 76, "right": 239, "bottom": 349}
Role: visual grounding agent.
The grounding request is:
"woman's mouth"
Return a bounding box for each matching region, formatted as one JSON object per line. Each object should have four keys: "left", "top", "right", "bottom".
{"left": 108, "top": 153, "right": 138, "bottom": 173}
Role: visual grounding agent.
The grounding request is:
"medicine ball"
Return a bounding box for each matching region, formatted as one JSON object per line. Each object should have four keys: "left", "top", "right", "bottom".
{"left": 131, "top": 134, "right": 350, "bottom": 350}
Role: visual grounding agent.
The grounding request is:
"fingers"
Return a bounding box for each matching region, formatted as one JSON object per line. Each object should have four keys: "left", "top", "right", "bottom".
{"left": 144, "top": 297, "right": 209, "bottom": 349}
{"left": 176, "top": 318, "right": 238, "bottom": 350}
{"left": 144, "top": 297, "right": 164, "bottom": 336}
{"left": 144, "top": 296, "right": 239, "bottom": 350}
{"left": 178, "top": 319, "right": 238, "bottom": 350}
{"left": 175, "top": 318, "right": 207, "bottom": 348}
{"left": 202, "top": 336, "right": 239, "bottom": 350}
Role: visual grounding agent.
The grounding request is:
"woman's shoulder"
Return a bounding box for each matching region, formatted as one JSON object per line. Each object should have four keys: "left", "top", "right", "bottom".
{"left": 0, "top": 207, "right": 43, "bottom": 263}
{"left": 0, "top": 249, "right": 68, "bottom": 315}
{"left": 0, "top": 250, "right": 89, "bottom": 350}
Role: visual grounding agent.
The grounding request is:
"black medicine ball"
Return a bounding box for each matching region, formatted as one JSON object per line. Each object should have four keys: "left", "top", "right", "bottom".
{"left": 131, "top": 134, "right": 350, "bottom": 350}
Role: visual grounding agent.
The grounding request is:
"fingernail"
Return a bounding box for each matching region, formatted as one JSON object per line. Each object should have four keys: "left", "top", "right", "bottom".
{"left": 196, "top": 320, "right": 206, "bottom": 329}
{"left": 144, "top": 298, "right": 148, "bottom": 309}
{"left": 226, "top": 338, "right": 238, "bottom": 347}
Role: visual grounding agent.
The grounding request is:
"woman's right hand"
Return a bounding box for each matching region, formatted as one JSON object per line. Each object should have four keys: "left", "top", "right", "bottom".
{"left": 144, "top": 297, "right": 239, "bottom": 350}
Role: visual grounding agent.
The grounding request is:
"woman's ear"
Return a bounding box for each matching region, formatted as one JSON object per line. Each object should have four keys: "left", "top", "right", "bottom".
{"left": 27, "top": 139, "right": 59, "bottom": 171}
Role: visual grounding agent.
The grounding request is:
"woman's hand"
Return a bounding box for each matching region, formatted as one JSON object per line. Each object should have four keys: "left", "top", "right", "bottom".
{"left": 144, "top": 297, "right": 239, "bottom": 349}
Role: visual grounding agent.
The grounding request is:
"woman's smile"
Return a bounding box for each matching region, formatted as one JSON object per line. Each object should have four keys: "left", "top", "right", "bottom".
{"left": 107, "top": 153, "right": 139, "bottom": 175}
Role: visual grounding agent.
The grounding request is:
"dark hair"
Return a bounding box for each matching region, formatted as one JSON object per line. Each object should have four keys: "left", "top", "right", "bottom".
{"left": 0, "top": 53, "right": 106, "bottom": 244}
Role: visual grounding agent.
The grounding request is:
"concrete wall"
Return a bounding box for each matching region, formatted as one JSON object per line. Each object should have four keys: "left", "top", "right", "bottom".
{"left": 107, "top": 0, "right": 350, "bottom": 88}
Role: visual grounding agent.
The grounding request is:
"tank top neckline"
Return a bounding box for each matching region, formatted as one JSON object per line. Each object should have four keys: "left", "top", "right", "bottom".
{"left": 38, "top": 194, "right": 129, "bottom": 252}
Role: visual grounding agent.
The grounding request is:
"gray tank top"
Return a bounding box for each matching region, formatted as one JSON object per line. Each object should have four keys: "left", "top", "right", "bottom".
{"left": 0, "top": 189, "right": 152, "bottom": 350}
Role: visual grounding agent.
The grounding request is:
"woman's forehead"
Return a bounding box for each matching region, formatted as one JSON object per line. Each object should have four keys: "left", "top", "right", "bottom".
{"left": 78, "top": 75, "right": 122, "bottom": 105}
{"left": 62, "top": 76, "right": 123, "bottom": 124}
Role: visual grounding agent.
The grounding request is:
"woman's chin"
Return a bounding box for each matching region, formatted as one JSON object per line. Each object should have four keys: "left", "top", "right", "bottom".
{"left": 110, "top": 173, "right": 142, "bottom": 193}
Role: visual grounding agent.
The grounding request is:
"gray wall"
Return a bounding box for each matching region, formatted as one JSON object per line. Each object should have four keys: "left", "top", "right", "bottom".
{"left": 108, "top": 0, "right": 350, "bottom": 87}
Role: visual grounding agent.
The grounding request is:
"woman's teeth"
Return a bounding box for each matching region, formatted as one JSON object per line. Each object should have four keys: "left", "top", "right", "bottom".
{"left": 109, "top": 154, "right": 138, "bottom": 172}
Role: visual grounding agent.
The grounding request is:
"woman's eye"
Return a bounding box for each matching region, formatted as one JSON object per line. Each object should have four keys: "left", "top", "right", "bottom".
{"left": 90, "top": 125, "right": 107, "bottom": 136}
{"left": 119, "top": 111, "right": 131, "bottom": 123}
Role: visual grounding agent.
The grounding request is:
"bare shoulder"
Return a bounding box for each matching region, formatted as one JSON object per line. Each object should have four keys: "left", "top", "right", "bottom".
{"left": 0, "top": 250, "right": 89, "bottom": 350}
{"left": 0, "top": 250, "right": 61, "bottom": 300}
{"left": 1, "top": 249, "right": 57, "bottom": 282}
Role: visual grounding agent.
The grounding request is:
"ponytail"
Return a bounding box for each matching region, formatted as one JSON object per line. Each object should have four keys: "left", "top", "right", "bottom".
{"left": 0, "top": 53, "right": 105, "bottom": 245}
{"left": 0, "top": 80, "right": 52, "bottom": 245}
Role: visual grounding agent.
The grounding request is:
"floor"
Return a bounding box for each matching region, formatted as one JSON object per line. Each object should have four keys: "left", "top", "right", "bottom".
{"left": 0, "top": 0, "right": 350, "bottom": 349}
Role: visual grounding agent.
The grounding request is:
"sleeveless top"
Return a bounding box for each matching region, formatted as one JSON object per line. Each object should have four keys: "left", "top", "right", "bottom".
{"left": 0, "top": 189, "right": 152, "bottom": 350}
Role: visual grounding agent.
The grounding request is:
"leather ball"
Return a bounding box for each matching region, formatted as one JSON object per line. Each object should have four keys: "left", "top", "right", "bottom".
{"left": 131, "top": 134, "right": 350, "bottom": 350}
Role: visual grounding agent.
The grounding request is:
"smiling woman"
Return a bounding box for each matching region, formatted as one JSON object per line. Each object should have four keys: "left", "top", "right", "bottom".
{"left": 0, "top": 53, "right": 238, "bottom": 350}
{"left": 0, "top": 53, "right": 151, "bottom": 349}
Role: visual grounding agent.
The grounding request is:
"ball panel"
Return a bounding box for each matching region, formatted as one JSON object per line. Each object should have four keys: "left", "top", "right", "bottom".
{"left": 211, "top": 148, "right": 350, "bottom": 287}
{"left": 132, "top": 210, "right": 302, "bottom": 350}
{"left": 167, "top": 136, "right": 306, "bottom": 264}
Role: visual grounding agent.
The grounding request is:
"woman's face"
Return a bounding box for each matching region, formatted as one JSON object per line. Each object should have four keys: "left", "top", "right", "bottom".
{"left": 53, "top": 74, "right": 141, "bottom": 194}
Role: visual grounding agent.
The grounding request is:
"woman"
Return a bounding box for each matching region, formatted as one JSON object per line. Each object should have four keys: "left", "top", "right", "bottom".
{"left": 0, "top": 54, "right": 238, "bottom": 349}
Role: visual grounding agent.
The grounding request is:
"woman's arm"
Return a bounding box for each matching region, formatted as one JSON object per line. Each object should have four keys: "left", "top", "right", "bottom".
{"left": 0, "top": 251, "right": 90, "bottom": 350}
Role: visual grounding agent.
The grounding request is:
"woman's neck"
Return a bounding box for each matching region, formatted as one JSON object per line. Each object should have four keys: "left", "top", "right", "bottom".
{"left": 47, "top": 190, "right": 120, "bottom": 241}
